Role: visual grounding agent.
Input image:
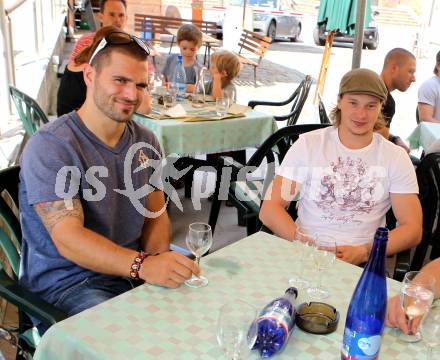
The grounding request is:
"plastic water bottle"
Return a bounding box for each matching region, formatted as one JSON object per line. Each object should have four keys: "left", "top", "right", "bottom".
{"left": 172, "top": 55, "right": 186, "bottom": 101}
{"left": 252, "top": 287, "right": 298, "bottom": 358}
{"left": 341, "top": 227, "right": 388, "bottom": 360}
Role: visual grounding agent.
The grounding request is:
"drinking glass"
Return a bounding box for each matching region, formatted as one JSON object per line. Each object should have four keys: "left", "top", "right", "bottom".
{"left": 420, "top": 304, "right": 440, "bottom": 359}
{"left": 306, "top": 234, "right": 336, "bottom": 300}
{"left": 288, "top": 228, "right": 315, "bottom": 290}
{"left": 185, "top": 222, "right": 213, "bottom": 288}
{"left": 216, "top": 97, "right": 229, "bottom": 117}
{"left": 163, "top": 91, "right": 176, "bottom": 109}
{"left": 217, "top": 300, "right": 258, "bottom": 359}
{"left": 399, "top": 271, "right": 436, "bottom": 342}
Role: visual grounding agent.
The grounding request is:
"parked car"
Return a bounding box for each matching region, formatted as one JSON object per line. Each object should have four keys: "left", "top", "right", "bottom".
{"left": 227, "top": 0, "right": 302, "bottom": 41}
{"left": 313, "top": 10, "right": 379, "bottom": 50}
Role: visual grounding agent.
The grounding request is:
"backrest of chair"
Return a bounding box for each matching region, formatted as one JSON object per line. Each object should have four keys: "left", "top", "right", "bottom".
{"left": 286, "top": 76, "right": 312, "bottom": 126}
{"left": 0, "top": 166, "right": 22, "bottom": 279}
{"left": 9, "top": 86, "right": 49, "bottom": 136}
{"left": 410, "top": 153, "right": 440, "bottom": 270}
{"left": 237, "top": 29, "right": 272, "bottom": 62}
{"left": 318, "top": 93, "right": 331, "bottom": 124}
{"left": 248, "top": 124, "right": 330, "bottom": 168}
{"left": 134, "top": 14, "right": 217, "bottom": 39}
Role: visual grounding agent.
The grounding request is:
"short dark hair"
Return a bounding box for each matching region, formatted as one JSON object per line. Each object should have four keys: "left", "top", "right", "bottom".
{"left": 435, "top": 50, "right": 440, "bottom": 75}
{"left": 383, "top": 48, "right": 415, "bottom": 69}
{"left": 100, "top": 0, "right": 126, "bottom": 12}
{"left": 177, "top": 24, "right": 203, "bottom": 48}
{"left": 92, "top": 41, "right": 148, "bottom": 73}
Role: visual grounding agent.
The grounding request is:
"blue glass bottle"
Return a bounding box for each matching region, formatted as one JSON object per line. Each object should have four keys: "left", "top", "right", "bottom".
{"left": 253, "top": 287, "right": 298, "bottom": 358}
{"left": 341, "top": 227, "right": 388, "bottom": 360}
{"left": 172, "top": 55, "right": 186, "bottom": 101}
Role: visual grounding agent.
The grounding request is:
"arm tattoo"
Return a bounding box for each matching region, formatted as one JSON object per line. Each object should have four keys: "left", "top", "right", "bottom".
{"left": 34, "top": 199, "right": 84, "bottom": 235}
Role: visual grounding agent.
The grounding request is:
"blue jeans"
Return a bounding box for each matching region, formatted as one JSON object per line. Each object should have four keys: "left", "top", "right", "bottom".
{"left": 37, "top": 276, "right": 139, "bottom": 334}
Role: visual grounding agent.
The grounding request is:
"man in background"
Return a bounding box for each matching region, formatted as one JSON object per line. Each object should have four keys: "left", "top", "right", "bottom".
{"left": 69, "top": 0, "right": 127, "bottom": 61}
{"left": 379, "top": 48, "right": 417, "bottom": 152}
{"left": 418, "top": 50, "right": 440, "bottom": 123}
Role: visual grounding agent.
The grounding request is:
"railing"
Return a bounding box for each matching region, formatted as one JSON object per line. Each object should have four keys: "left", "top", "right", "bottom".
{"left": 0, "top": 0, "right": 66, "bottom": 119}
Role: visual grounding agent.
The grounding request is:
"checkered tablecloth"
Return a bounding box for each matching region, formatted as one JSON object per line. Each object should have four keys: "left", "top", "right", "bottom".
{"left": 34, "top": 232, "right": 426, "bottom": 360}
{"left": 133, "top": 110, "right": 277, "bottom": 157}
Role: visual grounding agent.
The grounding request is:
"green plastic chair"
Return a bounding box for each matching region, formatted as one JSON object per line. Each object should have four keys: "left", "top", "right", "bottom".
{"left": 9, "top": 86, "right": 49, "bottom": 136}
{"left": 0, "top": 166, "right": 66, "bottom": 359}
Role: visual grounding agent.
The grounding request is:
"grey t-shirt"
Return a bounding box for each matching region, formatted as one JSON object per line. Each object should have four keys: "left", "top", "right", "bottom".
{"left": 161, "top": 54, "right": 201, "bottom": 84}
{"left": 18, "top": 112, "right": 162, "bottom": 304}
{"left": 418, "top": 75, "right": 440, "bottom": 121}
{"left": 205, "top": 80, "right": 237, "bottom": 102}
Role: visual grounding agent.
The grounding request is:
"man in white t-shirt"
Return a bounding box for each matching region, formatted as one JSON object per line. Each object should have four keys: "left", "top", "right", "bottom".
{"left": 260, "top": 68, "right": 422, "bottom": 265}
{"left": 418, "top": 50, "right": 440, "bottom": 123}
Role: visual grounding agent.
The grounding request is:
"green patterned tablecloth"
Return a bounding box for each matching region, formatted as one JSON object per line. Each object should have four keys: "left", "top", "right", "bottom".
{"left": 34, "top": 232, "right": 425, "bottom": 360}
{"left": 407, "top": 122, "right": 440, "bottom": 154}
{"left": 133, "top": 111, "right": 277, "bottom": 157}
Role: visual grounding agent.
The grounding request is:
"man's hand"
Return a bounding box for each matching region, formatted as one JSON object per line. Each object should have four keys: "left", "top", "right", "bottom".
{"left": 386, "top": 294, "right": 414, "bottom": 334}
{"left": 394, "top": 137, "right": 410, "bottom": 153}
{"left": 336, "top": 244, "right": 369, "bottom": 265}
{"left": 140, "top": 251, "right": 200, "bottom": 288}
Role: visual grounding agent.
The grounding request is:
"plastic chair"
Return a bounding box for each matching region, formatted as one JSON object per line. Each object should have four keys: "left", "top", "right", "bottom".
{"left": 0, "top": 166, "right": 67, "bottom": 359}
{"left": 248, "top": 75, "right": 312, "bottom": 126}
{"left": 317, "top": 93, "right": 331, "bottom": 124}
{"left": 410, "top": 153, "right": 440, "bottom": 271}
{"left": 208, "top": 124, "right": 329, "bottom": 235}
{"left": 9, "top": 86, "right": 49, "bottom": 136}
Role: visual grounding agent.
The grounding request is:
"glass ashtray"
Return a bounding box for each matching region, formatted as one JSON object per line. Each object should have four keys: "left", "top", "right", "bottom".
{"left": 295, "top": 302, "right": 339, "bottom": 334}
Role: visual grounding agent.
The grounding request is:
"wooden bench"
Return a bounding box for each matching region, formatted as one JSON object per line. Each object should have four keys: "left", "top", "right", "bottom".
{"left": 133, "top": 14, "right": 218, "bottom": 54}
{"left": 237, "top": 29, "right": 272, "bottom": 85}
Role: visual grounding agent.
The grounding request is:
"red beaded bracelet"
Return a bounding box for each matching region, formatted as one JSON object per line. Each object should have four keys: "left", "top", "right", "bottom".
{"left": 129, "top": 251, "right": 148, "bottom": 280}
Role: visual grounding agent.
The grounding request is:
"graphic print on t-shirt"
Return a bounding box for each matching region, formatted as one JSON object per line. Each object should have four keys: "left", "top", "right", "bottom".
{"left": 313, "top": 156, "right": 383, "bottom": 225}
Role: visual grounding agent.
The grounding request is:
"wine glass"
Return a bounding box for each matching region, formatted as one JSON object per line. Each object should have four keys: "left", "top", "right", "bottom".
{"left": 216, "top": 97, "right": 230, "bottom": 117}
{"left": 288, "top": 228, "right": 315, "bottom": 290}
{"left": 399, "top": 271, "right": 436, "bottom": 342}
{"left": 420, "top": 304, "right": 440, "bottom": 359}
{"left": 306, "top": 234, "right": 336, "bottom": 300}
{"left": 185, "top": 222, "right": 213, "bottom": 288}
{"left": 217, "top": 300, "right": 258, "bottom": 359}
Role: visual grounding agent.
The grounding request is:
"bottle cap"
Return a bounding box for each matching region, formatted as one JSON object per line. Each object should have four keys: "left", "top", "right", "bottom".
{"left": 295, "top": 302, "right": 339, "bottom": 335}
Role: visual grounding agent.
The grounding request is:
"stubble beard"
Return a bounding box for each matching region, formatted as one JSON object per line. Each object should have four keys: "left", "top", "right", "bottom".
{"left": 93, "top": 91, "right": 136, "bottom": 124}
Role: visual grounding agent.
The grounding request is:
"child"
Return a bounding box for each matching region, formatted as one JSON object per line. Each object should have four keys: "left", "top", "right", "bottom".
{"left": 206, "top": 50, "right": 241, "bottom": 101}
{"left": 161, "top": 24, "right": 203, "bottom": 93}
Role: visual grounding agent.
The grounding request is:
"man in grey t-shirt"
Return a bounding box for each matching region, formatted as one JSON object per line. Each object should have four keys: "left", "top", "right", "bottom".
{"left": 418, "top": 50, "right": 440, "bottom": 123}
{"left": 19, "top": 31, "right": 198, "bottom": 332}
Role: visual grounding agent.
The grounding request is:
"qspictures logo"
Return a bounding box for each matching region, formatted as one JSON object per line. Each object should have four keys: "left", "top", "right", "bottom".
{"left": 54, "top": 142, "right": 388, "bottom": 219}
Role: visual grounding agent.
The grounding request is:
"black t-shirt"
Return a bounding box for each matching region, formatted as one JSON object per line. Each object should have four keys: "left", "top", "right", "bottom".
{"left": 56, "top": 67, "right": 86, "bottom": 116}
{"left": 382, "top": 92, "right": 395, "bottom": 128}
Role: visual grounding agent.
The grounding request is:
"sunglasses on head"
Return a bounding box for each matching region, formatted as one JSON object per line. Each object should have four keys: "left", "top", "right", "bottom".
{"left": 88, "top": 31, "right": 150, "bottom": 65}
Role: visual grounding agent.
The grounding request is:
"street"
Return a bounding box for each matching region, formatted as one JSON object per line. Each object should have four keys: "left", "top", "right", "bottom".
{"left": 234, "top": 13, "right": 434, "bottom": 141}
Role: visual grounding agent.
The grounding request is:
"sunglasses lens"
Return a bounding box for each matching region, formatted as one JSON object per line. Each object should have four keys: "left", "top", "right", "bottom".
{"left": 107, "top": 32, "right": 132, "bottom": 45}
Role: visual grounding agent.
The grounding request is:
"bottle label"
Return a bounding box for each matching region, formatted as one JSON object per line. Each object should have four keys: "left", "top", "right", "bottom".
{"left": 341, "top": 327, "right": 381, "bottom": 360}
{"left": 259, "top": 305, "right": 293, "bottom": 333}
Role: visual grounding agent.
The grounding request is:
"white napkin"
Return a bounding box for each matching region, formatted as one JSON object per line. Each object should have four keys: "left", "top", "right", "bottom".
{"left": 163, "top": 104, "right": 187, "bottom": 118}
{"left": 228, "top": 103, "right": 251, "bottom": 115}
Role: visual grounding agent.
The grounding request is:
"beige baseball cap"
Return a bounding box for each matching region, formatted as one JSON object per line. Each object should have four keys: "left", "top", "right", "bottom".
{"left": 339, "top": 68, "right": 387, "bottom": 101}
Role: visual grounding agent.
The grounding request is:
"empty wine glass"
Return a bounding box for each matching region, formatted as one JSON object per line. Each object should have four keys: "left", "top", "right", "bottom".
{"left": 217, "top": 300, "right": 258, "bottom": 359}
{"left": 399, "top": 271, "right": 436, "bottom": 342}
{"left": 288, "top": 228, "right": 315, "bottom": 290}
{"left": 185, "top": 222, "right": 213, "bottom": 288}
{"left": 307, "top": 234, "right": 336, "bottom": 300}
{"left": 420, "top": 304, "right": 440, "bottom": 359}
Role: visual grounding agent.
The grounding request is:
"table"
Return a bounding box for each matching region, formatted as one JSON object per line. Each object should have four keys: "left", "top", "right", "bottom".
{"left": 133, "top": 110, "right": 277, "bottom": 157}
{"left": 166, "top": 27, "right": 220, "bottom": 66}
{"left": 34, "top": 232, "right": 425, "bottom": 360}
{"left": 408, "top": 122, "right": 440, "bottom": 155}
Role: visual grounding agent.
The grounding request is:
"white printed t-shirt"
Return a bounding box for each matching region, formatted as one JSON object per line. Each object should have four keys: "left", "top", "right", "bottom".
{"left": 276, "top": 126, "right": 418, "bottom": 245}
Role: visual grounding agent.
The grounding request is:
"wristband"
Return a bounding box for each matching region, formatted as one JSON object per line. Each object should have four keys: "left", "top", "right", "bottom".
{"left": 129, "top": 251, "right": 148, "bottom": 280}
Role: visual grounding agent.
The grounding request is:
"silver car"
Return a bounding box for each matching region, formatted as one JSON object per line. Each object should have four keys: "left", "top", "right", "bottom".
{"left": 229, "top": 0, "right": 302, "bottom": 41}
